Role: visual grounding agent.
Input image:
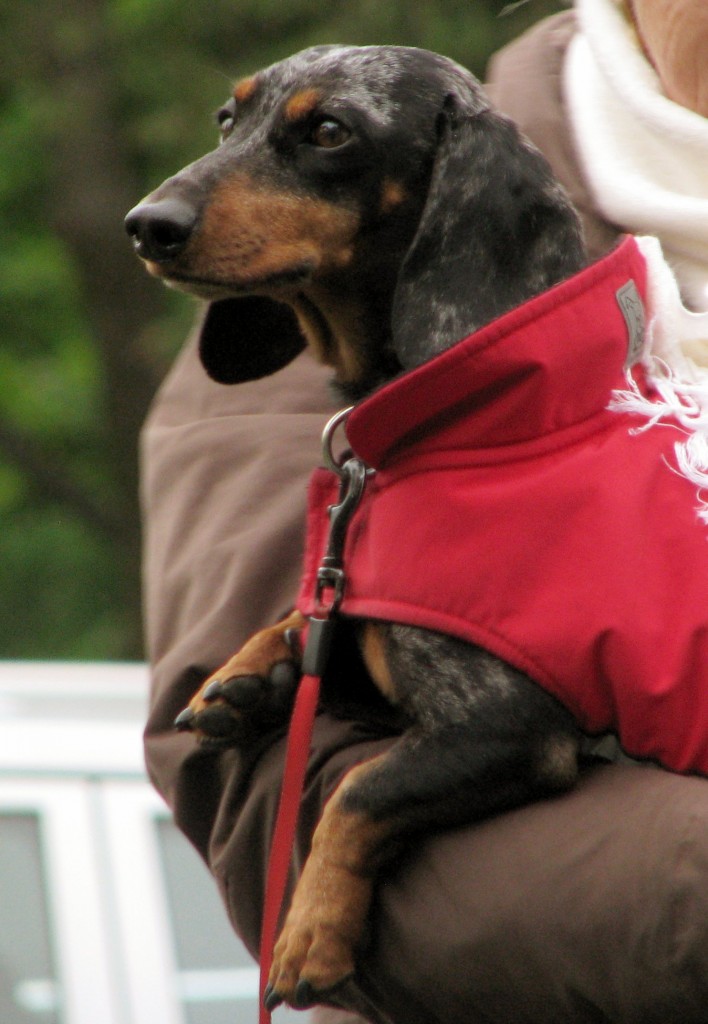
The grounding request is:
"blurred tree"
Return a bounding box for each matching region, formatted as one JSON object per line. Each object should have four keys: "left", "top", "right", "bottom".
{"left": 0, "top": 0, "right": 567, "bottom": 660}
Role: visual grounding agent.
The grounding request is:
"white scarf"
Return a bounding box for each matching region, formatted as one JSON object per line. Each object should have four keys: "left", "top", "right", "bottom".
{"left": 565, "top": 0, "right": 708, "bottom": 519}
{"left": 565, "top": 0, "right": 708, "bottom": 315}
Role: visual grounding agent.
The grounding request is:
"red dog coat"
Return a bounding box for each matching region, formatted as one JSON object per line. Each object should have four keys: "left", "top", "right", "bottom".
{"left": 298, "top": 236, "right": 708, "bottom": 775}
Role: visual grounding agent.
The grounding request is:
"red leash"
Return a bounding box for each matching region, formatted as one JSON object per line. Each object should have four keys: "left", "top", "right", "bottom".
{"left": 259, "top": 410, "right": 367, "bottom": 1022}
{"left": 259, "top": 670, "right": 321, "bottom": 1024}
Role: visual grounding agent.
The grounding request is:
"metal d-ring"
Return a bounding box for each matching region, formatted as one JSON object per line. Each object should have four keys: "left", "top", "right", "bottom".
{"left": 321, "top": 406, "right": 355, "bottom": 477}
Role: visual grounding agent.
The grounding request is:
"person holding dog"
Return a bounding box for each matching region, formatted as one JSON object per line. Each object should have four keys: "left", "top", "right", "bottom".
{"left": 141, "top": 0, "right": 708, "bottom": 1021}
{"left": 489, "top": 0, "right": 708, "bottom": 323}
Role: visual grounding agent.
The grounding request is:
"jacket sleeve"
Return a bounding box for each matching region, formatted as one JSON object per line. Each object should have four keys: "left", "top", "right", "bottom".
{"left": 486, "top": 9, "right": 622, "bottom": 263}
{"left": 141, "top": 315, "right": 708, "bottom": 1023}
{"left": 141, "top": 322, "right": 399, "bottom": 950}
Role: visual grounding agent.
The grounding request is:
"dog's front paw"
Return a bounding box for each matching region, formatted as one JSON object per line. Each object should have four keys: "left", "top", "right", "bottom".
{"left": 175, "top": 611, "right": 305, "bottom": 746}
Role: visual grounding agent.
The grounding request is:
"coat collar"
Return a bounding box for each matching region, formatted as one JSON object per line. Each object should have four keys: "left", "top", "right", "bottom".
{"left": 346, "top": 235, "right": 647, "bottom": 470}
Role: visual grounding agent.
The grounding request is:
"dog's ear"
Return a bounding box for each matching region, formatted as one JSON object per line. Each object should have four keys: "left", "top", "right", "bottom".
{"left": 198, "top": 296, "right": 307, "bottom": 384}
{"left": 391, "top": 93, "right": 586, "bottom": 370}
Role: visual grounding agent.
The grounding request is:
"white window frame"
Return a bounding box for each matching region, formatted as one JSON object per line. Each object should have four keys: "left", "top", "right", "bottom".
{"left": 0, "top": 779, "right": 120, "bottom": 1024}
{"left": 0, "top": 663, "right": 304, "bottom": 1024}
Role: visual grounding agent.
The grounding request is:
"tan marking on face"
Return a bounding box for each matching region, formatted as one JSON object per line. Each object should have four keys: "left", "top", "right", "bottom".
{"left": 291, "top": 289, "right": 366, "bottom": 383}
{"left": 155, "top": 173, "right": 369, "bottom": 383}
{"left": 183, "top": 174, "right": 357, "bottom": 286}
{"left": 379, "top": 179, "right": 408, "bottom": 214}
{"left": 284, "top": 88, "right": 323, "bottom": 122}
{"left": 233, "top": 76, "right": 259, "bottom": 104}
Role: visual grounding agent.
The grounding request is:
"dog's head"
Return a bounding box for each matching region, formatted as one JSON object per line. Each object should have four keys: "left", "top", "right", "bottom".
{"left": 126, "top": 45, "right": 585, "bottom": 398}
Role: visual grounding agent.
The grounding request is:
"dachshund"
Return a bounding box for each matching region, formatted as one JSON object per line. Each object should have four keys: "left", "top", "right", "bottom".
{"left": 126, "top": 45, "right": 588, "bottom": 1011}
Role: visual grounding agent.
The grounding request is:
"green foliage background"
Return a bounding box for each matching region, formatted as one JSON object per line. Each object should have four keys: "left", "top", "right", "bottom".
{"left": 0, "top": 0, "right": 566, "bottom": 661}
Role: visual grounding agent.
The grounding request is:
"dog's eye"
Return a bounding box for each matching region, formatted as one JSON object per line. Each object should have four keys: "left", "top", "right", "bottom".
{"left": 216, "top": 104, "right": 236, "bottom": 141}
{"left": 309, "top": 118, "right": 351, "bottom": 149}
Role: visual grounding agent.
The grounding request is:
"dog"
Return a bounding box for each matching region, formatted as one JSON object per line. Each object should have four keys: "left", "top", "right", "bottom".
{"left": 126, "top": 44, "right": 591, "bottom": 1010}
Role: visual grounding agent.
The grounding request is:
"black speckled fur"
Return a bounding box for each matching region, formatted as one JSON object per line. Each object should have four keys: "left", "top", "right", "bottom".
{"left": 128, "top": 43, "right": 588, "bottom": 902}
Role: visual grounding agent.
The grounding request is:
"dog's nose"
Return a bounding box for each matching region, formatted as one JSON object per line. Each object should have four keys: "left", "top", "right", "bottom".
{"left": 125, "top": 198, "right": 198, "bottom": 262}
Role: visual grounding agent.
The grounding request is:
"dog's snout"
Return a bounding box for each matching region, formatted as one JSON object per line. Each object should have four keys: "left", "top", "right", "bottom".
{"left": 125, "top": 198, "right": 198, "bottom": 263}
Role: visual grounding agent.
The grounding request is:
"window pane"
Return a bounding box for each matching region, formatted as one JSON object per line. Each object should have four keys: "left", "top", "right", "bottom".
{"left": 155, "top": 817, "right": 259, "bottom": 1024}
{"left": 0, "top": 813, "right": 61, "bottom": 1024}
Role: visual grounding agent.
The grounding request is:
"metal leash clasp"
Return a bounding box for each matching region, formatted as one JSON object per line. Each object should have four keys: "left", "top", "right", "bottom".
{"left": 302, "top": 407, "right": 370, "bottom": 677}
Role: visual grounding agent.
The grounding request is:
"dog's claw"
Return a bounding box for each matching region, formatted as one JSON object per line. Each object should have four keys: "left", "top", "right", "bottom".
{"left": 202, "top": 678, "right": 223, "bottom": 702}
{"left": 174, "top": 706, "right": 196, "bottom": 731}
{"left": 263, "top": 984, "right": 283, "bottom": 1012}
{"left": 294, "top": 980, "right": 317, "bottom": 1008}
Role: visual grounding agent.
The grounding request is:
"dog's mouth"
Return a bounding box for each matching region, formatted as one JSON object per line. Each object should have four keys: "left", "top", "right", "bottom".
{"left": 150, "top": 261, "right": 317, "bottom": 300}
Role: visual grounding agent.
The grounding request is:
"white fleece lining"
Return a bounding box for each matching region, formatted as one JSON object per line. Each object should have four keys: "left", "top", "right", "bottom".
{"left": 610, "top": 237, "right": 708, "bottom": 523}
